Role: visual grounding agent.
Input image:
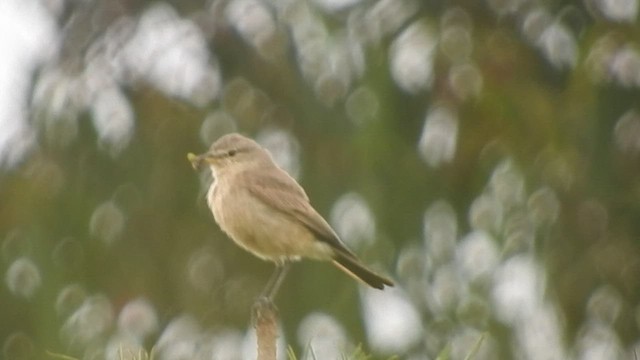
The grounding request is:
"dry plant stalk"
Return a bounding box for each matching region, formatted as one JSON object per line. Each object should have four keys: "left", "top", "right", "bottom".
{"left": 253, "top": 298, "right": 279, "bottom": 360}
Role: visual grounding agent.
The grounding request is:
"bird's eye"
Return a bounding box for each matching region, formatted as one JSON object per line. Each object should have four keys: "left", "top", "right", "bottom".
{"left": 228, "top": 149, "right": 237, "bottom": 157}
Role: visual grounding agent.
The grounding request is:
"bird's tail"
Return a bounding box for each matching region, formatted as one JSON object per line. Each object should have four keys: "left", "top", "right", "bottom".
{"left": 332, "top": 251, "right": 394, "bottom": 290}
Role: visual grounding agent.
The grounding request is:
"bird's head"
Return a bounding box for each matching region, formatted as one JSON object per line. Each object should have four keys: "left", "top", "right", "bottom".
{"left": 188, "top": 133, "right": 269, "bottom": 173}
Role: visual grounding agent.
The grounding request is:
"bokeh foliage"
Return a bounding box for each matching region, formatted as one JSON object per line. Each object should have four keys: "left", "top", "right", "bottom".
{"left": 1, "top": 0, "right": 640, "bottom": 358}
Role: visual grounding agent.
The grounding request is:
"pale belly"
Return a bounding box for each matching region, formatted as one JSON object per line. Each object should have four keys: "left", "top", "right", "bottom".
{"left": 208, "top": 182, "right": 333, "bottom": 263}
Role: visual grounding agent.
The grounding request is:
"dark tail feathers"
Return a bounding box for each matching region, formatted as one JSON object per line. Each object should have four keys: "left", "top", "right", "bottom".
{"left": 332, "top": 251, "right": 394, "bottom": 290}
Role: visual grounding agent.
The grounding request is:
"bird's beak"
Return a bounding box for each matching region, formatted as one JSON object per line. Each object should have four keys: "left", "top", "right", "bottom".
{"left": 187, "top": 152, "right": 218, "bottom": 170}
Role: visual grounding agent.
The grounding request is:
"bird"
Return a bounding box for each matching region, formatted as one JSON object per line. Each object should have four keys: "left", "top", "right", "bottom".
{"left": 188, "top": 133, "right": 393, "bottom": 299}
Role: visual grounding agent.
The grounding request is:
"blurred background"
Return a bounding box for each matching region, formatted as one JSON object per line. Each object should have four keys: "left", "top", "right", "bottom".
{"left": 1, "top": 0, "right": 640, "bottom": 359}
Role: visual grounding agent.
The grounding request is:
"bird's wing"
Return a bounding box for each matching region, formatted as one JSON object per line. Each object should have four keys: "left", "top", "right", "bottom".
{"left": 243, "top": 168, "right": 357, "bottom": 257}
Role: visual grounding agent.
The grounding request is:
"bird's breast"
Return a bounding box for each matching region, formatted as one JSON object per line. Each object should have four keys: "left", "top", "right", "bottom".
{"left": 206, "top": 177, "right": 332, "bottom": 262}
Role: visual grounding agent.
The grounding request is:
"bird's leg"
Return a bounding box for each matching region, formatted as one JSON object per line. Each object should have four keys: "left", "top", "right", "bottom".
{"left": 252, "top": 263, "right": 291, "bottom": 359}
{"left": 260, "top": 262, "right": 291, "bottom": 301}
{"left": 252, "top": 262, "right": 290, "bottom": 329}
{"left": 267, "top": 262, "right": 290, "bottom": 300}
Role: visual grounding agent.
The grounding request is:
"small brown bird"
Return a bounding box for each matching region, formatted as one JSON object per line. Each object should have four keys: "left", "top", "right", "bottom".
{"left": 189, "top": 133, "right": 393, "bottom": 298}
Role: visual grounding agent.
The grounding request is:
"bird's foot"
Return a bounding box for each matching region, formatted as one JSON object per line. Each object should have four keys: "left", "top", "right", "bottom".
{"left": 251, "top": 296, "right": 279, "bottom": 327}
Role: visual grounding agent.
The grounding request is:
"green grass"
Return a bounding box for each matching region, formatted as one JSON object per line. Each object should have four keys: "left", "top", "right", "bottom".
{"left": 47, "top": 347, "right": 156, "bottom": 360}
{"left": 48, "top": 344, "right": 379, "bottom": 360}
{"left": 434, "top": 333, "right": 486, "bottom": 360}
{"left": 47, "top": 334, "right": 485, "bottom": 360}
{"left": 286, "top": 344, "right": 398, "bottom": 360}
